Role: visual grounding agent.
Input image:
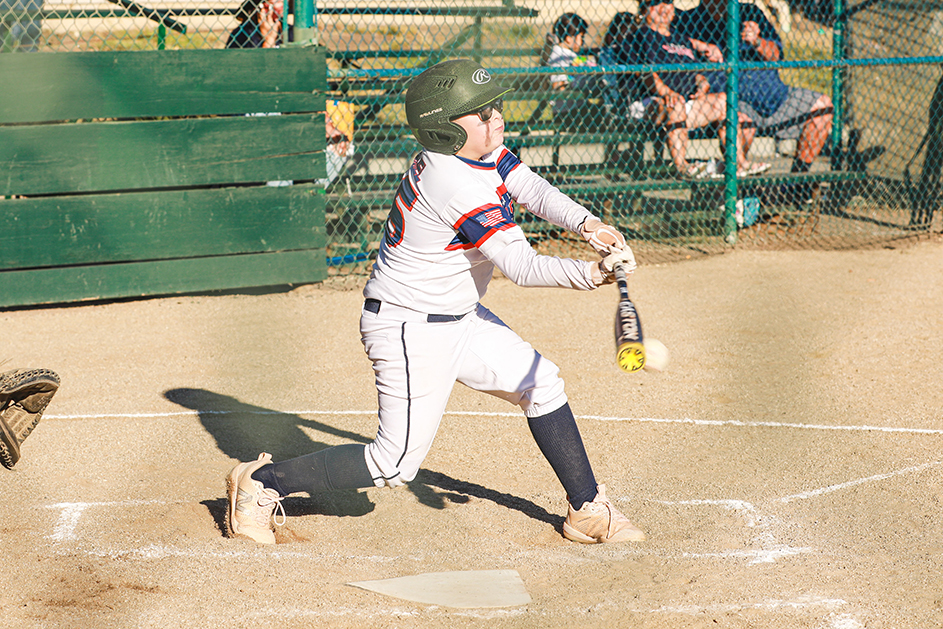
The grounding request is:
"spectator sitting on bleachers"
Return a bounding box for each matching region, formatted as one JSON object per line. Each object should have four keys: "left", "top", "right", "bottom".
{"left": 226, "top": 0, "right": 286, "bottom": 49}
{"left": 674, "top": 0, "right": 833, "bottom": 194}
{"left": 599, "top": 12, "right": 678, "bottom": 128}
{"left": 597, "top": 12, "right": 649, "bottom": 120}
{"left": 543, "top": 13, "right": 602, "bottom": 127}
{"left": 320, "top": 100, "right": 356, "bottom": 188}
{"left": 631, "top": 0, "right": 770, "bottom": 180}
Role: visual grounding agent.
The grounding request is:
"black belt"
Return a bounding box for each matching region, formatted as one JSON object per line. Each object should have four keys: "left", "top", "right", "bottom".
{"left": 364, "top": 298, "right": 468, "bottom": 323}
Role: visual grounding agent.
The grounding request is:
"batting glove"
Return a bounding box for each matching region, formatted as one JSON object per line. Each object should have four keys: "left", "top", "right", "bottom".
{"left": 580, "top": 218, "right": 627, "bottom": 256}
{"left": 590, "top": 247, "right": 637, "bottom": 286}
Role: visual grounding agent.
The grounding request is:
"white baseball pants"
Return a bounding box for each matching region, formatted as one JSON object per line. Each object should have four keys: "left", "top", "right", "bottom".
{"left": 359, "top": 301, "right": 568, "bottom": 488}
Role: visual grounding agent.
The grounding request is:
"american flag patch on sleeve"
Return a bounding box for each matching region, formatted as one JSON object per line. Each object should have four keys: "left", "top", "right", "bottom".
{"left": 448, "top": 202, "right": 516, "bottom": 250}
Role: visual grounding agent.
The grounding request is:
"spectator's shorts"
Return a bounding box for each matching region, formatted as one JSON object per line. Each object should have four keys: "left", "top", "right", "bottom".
{"left": 740, "top": 87, "right": 826, "bottom": 140}
{"left": 628, "top": 96, "right": 696, "bottom": 124}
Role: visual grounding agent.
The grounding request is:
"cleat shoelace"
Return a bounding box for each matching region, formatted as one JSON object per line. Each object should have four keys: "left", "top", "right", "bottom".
{"left": 255, "top": 488, "right": 287, "bottom": 527}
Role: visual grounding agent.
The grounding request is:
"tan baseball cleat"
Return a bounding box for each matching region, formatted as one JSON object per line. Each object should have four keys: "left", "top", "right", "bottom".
{"left": 563, "top": 484, "right": 645, "bottom": 543}
{"left": 226, "top": 452, "right": 285, "bottom": 544}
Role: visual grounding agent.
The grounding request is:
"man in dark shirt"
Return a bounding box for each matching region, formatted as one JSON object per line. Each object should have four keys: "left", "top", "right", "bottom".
{"left": 674, "top": 0, "right": 833, "bottom": 178}
{"left": 631, "top": 0, "right": 768, "bottom": 179}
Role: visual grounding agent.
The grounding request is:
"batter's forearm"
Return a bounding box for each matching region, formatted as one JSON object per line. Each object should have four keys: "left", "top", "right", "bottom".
{"left": 488, "top": 238, "right": 596, "bottom": 290}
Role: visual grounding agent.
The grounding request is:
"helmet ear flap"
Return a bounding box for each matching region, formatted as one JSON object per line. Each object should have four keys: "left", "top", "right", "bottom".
{"left": 440, "top": 121, "right": 468, "bottom": 155}
{"left": 412, "top": 121, "right": 467, "bottom": 156}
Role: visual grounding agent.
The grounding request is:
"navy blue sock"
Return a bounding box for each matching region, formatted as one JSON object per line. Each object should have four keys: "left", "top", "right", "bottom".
{"left": 251, "top": 444, "right": 374, "bottom": 496}
{"left": 527, "top": 403, "right": 598, "bottom": 510}
{"left": 250, "top": 463, "right": 287, "bottom": 496}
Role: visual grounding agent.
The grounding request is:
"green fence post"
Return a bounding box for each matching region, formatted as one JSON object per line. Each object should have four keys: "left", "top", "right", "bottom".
{"left": 157, "top": 23, "right": 165, "bottom": 49}
{"left": 295, "top": 0, "right": 316, "bottom": 44}
{"left": 831, "top": 0, "right": 846, "bottom": 170}
{"left": 473, "top": 15, "right": 483, "bottom": 61}
{"left": 723, "top": 0, "right": 741, "bottom": 244}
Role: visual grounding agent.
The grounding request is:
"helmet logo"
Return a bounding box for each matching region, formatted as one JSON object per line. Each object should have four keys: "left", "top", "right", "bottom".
{"left": 472, "top": 69, "right": 491, "bottom": 85}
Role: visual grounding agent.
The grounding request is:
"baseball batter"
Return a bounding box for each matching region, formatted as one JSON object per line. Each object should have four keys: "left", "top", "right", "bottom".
{"left": 227, "top": 59, "right": 645, "bottom": 545}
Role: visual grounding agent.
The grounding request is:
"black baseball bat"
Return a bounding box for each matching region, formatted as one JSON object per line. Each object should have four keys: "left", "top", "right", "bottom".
{"left": 613, "top": 262, "right": 646, "bottom": 372}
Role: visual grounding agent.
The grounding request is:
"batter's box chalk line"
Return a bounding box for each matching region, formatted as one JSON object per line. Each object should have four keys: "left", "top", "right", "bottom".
{"left": 43, "top": 458, "right": 941, "bottom": 569}
{"left": 39, "top": 409, "right": 941, "bottom": 565}
{"left": 46, "top": 409, "right": 943, "bottom": 436}
{"left": 637, "top": 458, "right": 942, "bottom": 564}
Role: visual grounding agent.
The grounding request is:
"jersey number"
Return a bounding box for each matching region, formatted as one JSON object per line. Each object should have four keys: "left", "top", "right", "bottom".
{"left": 384, "top": 158, "right": 423, "bottom": 248}
{"left": 384, "top": 192, "right": 406, "bottom": 248}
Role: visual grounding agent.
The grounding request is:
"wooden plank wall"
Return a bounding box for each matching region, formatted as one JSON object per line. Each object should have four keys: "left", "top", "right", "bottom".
{"left": 0, "top": 47, "right": 328, "bottom": 308}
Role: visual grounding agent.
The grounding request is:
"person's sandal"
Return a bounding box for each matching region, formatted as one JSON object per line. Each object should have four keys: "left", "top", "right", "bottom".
{"left": 677, "top": 162, "right": 711, "bottom": 181}
{"left": 737, "top": 162, "right": 772, "bottom": 177}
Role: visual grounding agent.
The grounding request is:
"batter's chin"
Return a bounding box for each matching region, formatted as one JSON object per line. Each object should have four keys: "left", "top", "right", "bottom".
{"left": 491, "top": 127, "right": 505, "bottom": 148}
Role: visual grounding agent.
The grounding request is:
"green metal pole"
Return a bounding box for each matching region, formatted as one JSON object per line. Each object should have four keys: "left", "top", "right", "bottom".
{"left": 281, "top": 3, "right": 288, "bottom": 46}
{"left": 473, "top": 15, "right": 483, "bottom": 62}
{"left": 723, "top": 0, "right": 741, "bottom": 244}
{"left": 157, "top": 23, "right": 165, "bottom": 49}
{"left": 831, "top": 0, "right": 845, "bottom": 170}
{"left": 295, "top": 0, "right": 316, "bottom": 44}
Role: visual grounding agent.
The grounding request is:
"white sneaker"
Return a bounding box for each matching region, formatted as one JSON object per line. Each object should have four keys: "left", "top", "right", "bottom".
{"left": 737, "top": 161, "right": 772, "bottom": 177}
{"left": 563, "top": 484, "right": 645, "bottom": 543}
{"left": 226, "top": 453, "right": 285, "bottom": 544}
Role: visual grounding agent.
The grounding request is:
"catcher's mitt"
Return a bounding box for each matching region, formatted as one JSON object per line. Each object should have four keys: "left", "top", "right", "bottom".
{"left": 0, "top": 368, "right": 60, "bottom": 469}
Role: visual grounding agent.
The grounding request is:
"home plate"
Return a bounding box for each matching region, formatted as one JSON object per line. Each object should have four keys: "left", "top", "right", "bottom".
{"left": 348, "top": 569, "right": 531, "bottom": 608}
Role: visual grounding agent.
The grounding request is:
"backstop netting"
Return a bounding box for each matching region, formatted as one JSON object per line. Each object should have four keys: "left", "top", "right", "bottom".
{"left": 3, "top": 0, "right": 940, "bottom": 275}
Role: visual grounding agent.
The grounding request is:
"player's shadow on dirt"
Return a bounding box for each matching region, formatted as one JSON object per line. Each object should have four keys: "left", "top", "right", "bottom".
{"left": 167, "top": 388, "right": 562, "bottom": 531}
{"left": 166, "top": 387, "right": 375, "bottom": 522}
{"left": 413, "top": 470, "right": 561, "bottom": 527}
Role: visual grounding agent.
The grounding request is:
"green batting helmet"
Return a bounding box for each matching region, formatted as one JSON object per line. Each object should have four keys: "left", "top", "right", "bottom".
{"left": 405, "top": 59, "right": 513, "bottom": 155}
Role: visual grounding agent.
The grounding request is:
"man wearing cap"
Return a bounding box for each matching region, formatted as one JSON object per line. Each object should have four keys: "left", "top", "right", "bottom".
{"left": 630, "top": 0, "right": 770, "bottom": 178}
{"left": 674, "top": 0, "right": 833, "bottom": 194}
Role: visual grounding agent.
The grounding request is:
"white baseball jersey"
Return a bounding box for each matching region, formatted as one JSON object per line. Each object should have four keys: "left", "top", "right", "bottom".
{"left": 363, "top": 145, "right": 598, "bottom": 314}
{"left": 358, "top": 144, "right": 602, "bottom": 488}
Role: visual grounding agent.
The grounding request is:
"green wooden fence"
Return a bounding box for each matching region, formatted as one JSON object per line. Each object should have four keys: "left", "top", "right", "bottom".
{"left": 0, "top": 46, "right": 328, "bottom": 308}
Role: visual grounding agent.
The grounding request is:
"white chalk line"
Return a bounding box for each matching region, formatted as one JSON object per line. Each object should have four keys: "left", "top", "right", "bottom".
{"left": 584, "top": 415, "right": 943, "bottom": 435}
{"left": 642, "top": 457, "right": 942, "bottom": 564}
{"left": 830, "top": 614, "right": 867, "bottom": 629}
{"left": 44, "top": 409, "right": 943, "bottom": 436}
{"left": 543, "top": 596, "right": 853, "bottom": 618}
{"left": 778, "top": 459, "right": 942, "bottom": 503}
{"left": 242, "top": 607, "right": 527, "bottom": 621}
{"left": 76, "top": 543, "right": 399, "bottom": 564}
{"left": 146, "top": 604, "right": 523, "bottom": 622}
{"left": 247, "top": 606, "right": 423, "bottom": 620}
{"left": 32, "top": 409, "right": 934, "bottom": 623}
{"left": 649, "top": 498, "right": 811, "bottom": 564}
{"left": 46, "top": 500, "right": 167, "bottom": 541}
{"left": 647, "top": 595, "right": 848, "bottom": 615}
{"left": 45, "top": 457, "right": 938, "bottom": 554}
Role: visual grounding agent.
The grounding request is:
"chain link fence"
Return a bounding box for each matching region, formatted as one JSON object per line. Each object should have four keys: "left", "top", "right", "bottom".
{"left": 4, "top": 0, "right": 942, "bottom": 277}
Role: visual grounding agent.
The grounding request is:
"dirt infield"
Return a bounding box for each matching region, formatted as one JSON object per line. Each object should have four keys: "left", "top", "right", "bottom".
{"left": 2, "top": 237, "right": 942, "bottom": 629}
